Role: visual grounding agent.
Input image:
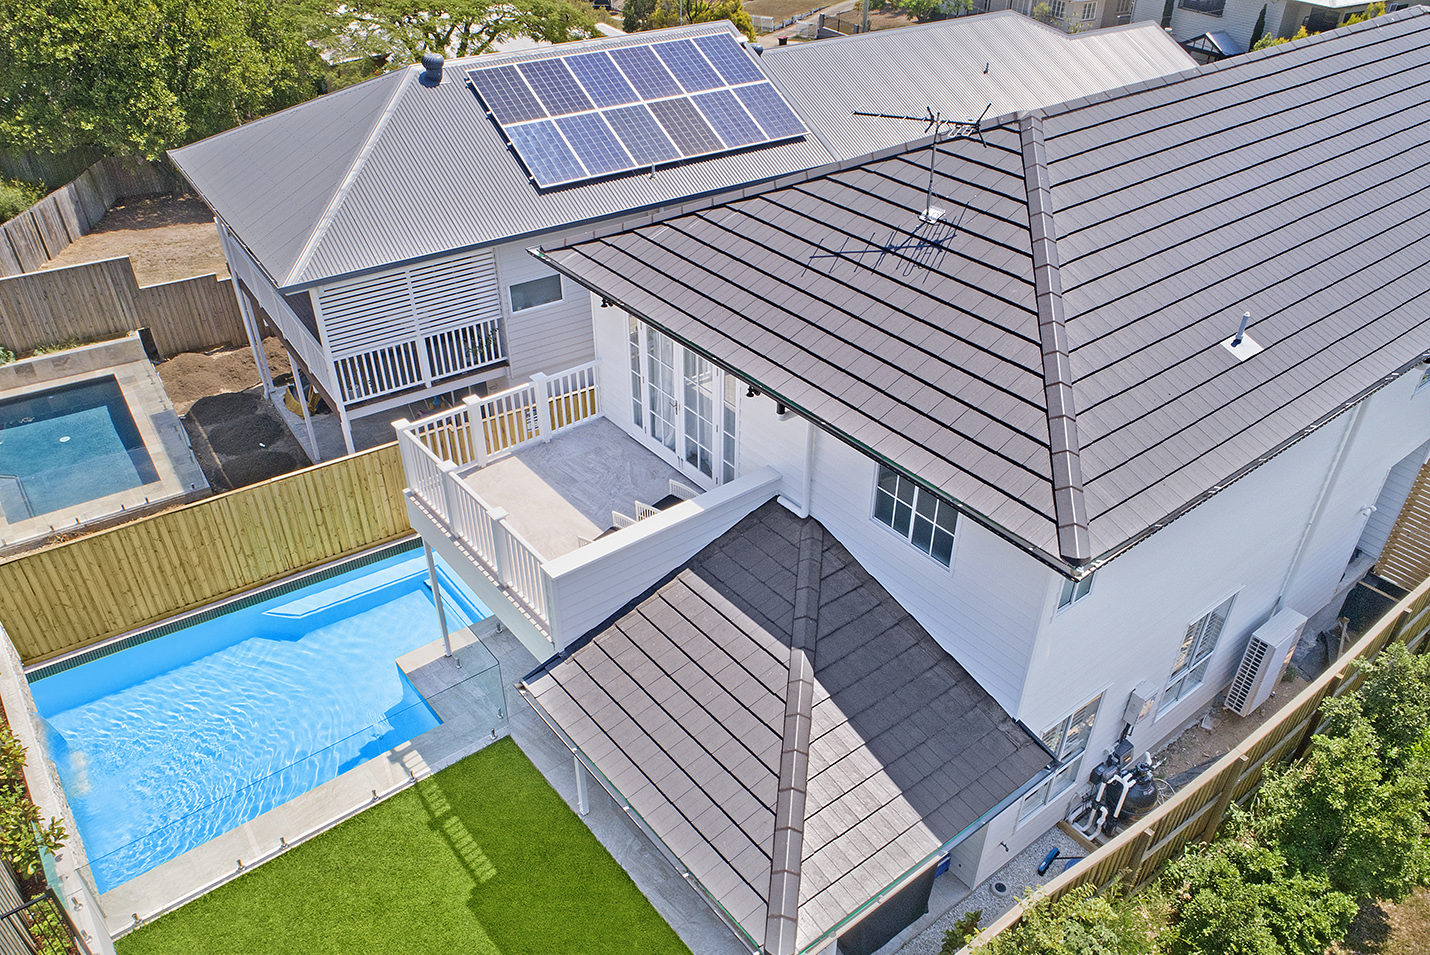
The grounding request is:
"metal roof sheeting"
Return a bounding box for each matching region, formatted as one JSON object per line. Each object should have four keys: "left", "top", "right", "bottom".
{"left": 170, "top": 14, "right": 1194, "bottom": 291}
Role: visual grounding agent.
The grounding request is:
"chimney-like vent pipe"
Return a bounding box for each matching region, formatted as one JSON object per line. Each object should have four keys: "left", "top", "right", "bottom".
{"left": 1233, "top": 311, "right": 1251, "bottom": 346}
{"left": 421, "top": 52, "right": 445, "bottom": 85}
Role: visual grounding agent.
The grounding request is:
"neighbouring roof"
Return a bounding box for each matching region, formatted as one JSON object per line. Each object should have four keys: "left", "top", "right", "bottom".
{"left": 1182, "top": 31, "right": 1245, "bottom": 59}
{"left": 523, "top": 501, "right": 1049, "bottom": 954}
{"left": 760, "top": 14, "right": 1194, "bottom": 161}
{"left": 538, "top": 10, "right": 1430, "bottom": 570}
{"left": 168, "top": 14, "right": 1191, "bottom": 292}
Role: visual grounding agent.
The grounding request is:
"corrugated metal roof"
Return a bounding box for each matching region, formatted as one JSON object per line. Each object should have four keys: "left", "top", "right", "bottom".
{"left": 524, "top": 502, "right": 1047, "bottom": 951}
{"left": 169, "top": 14, "right": 1193, "bottom": 291}
{"left": 541, "top": 9, "right": 1430, "bottom": 569}
{"left": 760, "top": 13, "right": 1195, "bottom": 161}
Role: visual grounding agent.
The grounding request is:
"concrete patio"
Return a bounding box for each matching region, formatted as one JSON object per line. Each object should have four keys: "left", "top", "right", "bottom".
{"left": 459, "top": 416, "right": 693, "bottom": 560}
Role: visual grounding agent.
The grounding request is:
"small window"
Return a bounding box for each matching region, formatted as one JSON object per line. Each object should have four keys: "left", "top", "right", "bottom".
{"left": 1160, "top": 594, "right": 1235, "bottom": 714}
{"left": 1019, "top": 693, "right": 1102, "bottom": 823}
{"left": 1116, "top": 0, "right": 1132, "bottom": 13}
{"left": 509, "top": 274, "right": 563, "bottom": 312}
{"left": 873, "top": 465, "right": 957, "bottom": 567}
{"left": 1050, "top": 0, "right": 1066, "bottom": 17}
{"left": 1080, "top": 1, "right": 1098, "bottom": 19}
{"left": 1058, "top": 572, "right": 1095, "bottom": 610}
{"left": 1416, "top": 366, "right": 1430, "bottom": 392}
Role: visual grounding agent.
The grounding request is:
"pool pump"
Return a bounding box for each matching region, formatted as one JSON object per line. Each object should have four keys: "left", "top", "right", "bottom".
{"left": 1088, "top": 757, "right": 1158, "bottom": 835}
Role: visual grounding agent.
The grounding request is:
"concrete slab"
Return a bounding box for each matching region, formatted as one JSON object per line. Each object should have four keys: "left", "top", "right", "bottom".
{"left": 463, "top": 417, "right": 692, "bottom": 559}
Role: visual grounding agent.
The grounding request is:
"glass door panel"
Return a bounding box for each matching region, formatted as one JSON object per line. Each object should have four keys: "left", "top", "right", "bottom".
{"left": 645, "top": 326, "right": 678, "bottom": 452}
{"left": 683, "top": 350, "right": 716, "bottom": 480}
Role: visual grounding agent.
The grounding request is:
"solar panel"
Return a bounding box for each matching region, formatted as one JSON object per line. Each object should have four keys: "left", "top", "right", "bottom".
{"left": 565, "top": 51, "right": 639, "bottom": 108}
{"left": 693, "top": 89, "right": 764, "bottom": 148}
{"left": 468, "top": 31, "right": 808, "bottom": 188}
{"left": 506, "top": 120, "right": 587, "bottom": 186}
{"left": 608, "top": 46, "right": 683, "bottom": 100}
{"left": 469, "top": 65, "right": 546, "bottom": 125}
{"left": 604, "top": 105, "right": 681, "bottom": 166}
{"left": 692, "top": 34, "right": 764, "bottom": 85}
{"left": 556, "top": 113, "right": 633, "bottom": 176}
{"left": 653, "top": 40, "right": 724, "bottom": 93}
{"left": 735, "top": 83, "right": 807, "bottom": 140}
{"left": 517, "top": 59, "right": 593, "bottom": 116}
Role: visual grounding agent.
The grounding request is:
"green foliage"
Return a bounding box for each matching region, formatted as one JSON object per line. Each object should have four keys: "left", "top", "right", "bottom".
{"left": 974, "top": 884, "right": 1156, "bottom": 955}
{"left": 1033, "top": 1, "right": 1056, "bottom": 23}
{"left": 0, "top": 178, "right": 41, "bottom": 223}
{"left": 1162, "top": 836, "right": 1356, "bottom": 955}
{"left": 29, "top": 339, "right": 80, "bottom": 356}
{"left": 1323, "top": 643, "right": 1430, "bottom": 768}
{"left": 0, "top": 345, "right": 14, "bottom": 366}
{"left": 1250, "top": 711, "right": 1430, "bottom": 902}
{"left": 1253, "top": 25, "right": 1307, "bottom": 49}
{"left": 0, "top": 723, "right": 65, "bottom": 880}
{"left": 941, "top": 909, "right": 981, "bottom": 954}
{"left": 897, "top": 0, "right": 972, "bottom": 23}
{"left": 625, "top": 0, "right": 754, "bottom": 38}
{"left": 307, "top": 0, "right": 599, "bottom": 65}
{"left": 1345, "top": 1, "right": 1386, "bottom": 24}
{"left": 1249, "top": 4, "right": 1267, "bottom": 47}
{"left": 0, "top": 0, "right": 323, "bottom": 158}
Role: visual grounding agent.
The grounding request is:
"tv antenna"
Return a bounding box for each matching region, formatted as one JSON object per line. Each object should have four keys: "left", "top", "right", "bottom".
{"left": 852, "top": 104, "right": 990, "bottom": 223}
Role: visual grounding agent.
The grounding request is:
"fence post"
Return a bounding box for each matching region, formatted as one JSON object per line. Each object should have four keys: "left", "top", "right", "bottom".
{"left": 438, "top": 461, "right": 462, "bottom": 529}
{"left": 463, "top": 395, "right": 489, "bottom": 467}
{"left": 1197, "top": 754, "right": 1249, "bottom": 843}
{"left": 1290, "top": 675, "right": 1340, "bottom": 761}
{"left": 1124, "top": 826, "right": 1156, "bottom": 891}
{"left": 532, "top": 372, "right": 554, "bottom": 441}
{"left": 394, "top": 419, "right": 414, "bottom": 478}
{"left": 490, "top": 506, "right": 511, "bottom": 583}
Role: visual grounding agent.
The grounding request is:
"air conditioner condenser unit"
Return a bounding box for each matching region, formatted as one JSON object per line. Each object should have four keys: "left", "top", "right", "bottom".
{"left": 1224, "top": 608, "right": 1307, "bottom": 717}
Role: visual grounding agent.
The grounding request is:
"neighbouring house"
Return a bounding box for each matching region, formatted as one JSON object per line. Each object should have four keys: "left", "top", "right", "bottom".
{"left": 1128, "top": 0, "right": 1403, "bottom": 58}
{"left": 396, "top": 11, "right": 1430, "bottom": 954}
{"left": 167, "top": 13, "right": 1192, "bottom": 457}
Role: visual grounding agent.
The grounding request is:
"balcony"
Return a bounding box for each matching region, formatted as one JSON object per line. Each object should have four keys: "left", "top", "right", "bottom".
{"left": 396, "top": 363, "right": 781, "bottom": 660}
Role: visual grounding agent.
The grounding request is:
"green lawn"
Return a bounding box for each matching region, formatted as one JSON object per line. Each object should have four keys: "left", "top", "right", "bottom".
{"left": 117, "top": 739, "right": 692, "bottom": 955}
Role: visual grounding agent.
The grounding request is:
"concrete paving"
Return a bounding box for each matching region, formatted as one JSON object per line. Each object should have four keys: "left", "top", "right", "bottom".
{"left": 462, "top": 417, "right": 691, "bottom": 559}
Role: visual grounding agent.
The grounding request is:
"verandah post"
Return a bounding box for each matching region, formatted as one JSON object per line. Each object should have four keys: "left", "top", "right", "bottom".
{"left": 532, "top": 372, "right": 554, "bottom": 441}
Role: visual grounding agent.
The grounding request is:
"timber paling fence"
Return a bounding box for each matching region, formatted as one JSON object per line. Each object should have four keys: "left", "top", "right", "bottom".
{"left": 964, "top": 574, "right": 1430, "bottom": 950}
{"left": 0, "top": 157, "right": 175, "bottom": 278}
{"left": 0, "top": 444, "right": 410, "bottom": 665}
{"left": 0, "top": 256, "right": 244, "bottom": 360}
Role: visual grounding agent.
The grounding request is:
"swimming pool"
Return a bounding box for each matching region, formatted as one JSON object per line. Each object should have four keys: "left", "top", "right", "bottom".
{"left": 28, "top": 545, "right": 489, "bottom": 893}
{"left": 0, "top": 375, "right": 158, "bottom": 521}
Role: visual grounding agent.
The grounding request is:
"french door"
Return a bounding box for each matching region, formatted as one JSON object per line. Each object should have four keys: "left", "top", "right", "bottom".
{"left": 629, "top": 318, "right": 737, "bottom": 486}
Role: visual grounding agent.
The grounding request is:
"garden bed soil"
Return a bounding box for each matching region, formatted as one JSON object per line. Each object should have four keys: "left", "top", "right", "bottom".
{"left": 37, "top": 193, "right": 226, "bottom": 286}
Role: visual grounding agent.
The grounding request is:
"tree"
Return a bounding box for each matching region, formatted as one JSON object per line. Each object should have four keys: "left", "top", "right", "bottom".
{"left": 976, "top": 884, "right": 1156, "bottom": 955}
{"left": 628, "top": 0, "right": 755, "bottom": 38}
{"left": 309, "top": 0, "right": 599, "bottom": 65}
{"left": 1321, "top": 643, "right": 1430, "bottom": 769}
{"left": 1162, "top": 836, "right": 1356, "bottom": 955}
{"left": 0, "top": 0, "right": 321, "bottom": 159}
{"left": 1249, "top": 4, "right": 1267, "bottom": 48}
{"left": 898, "top": 0, "right": 973, "bottom": 23}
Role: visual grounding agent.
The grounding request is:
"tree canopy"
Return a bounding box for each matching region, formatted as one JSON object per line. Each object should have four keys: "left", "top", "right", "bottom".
{"left": 623, "top": 0, "right": 755, "bottom": 40}
{"left": 0, "top": 0, "right": 322, "bottom": 159}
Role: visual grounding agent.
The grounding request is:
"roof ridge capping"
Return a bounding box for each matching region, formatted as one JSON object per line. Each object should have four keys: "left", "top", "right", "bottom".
{"left": 1019, "top": 112, "right": 1090, "bottom": 565}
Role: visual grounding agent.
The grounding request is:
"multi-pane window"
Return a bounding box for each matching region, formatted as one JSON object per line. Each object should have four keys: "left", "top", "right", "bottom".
{"left": 1161, "top": 594, "right": 1235, "bottom": 713}
{"left": 721, "top": 376, "right": 738, "bottom": 483}
{"left": 1019, "top": 694, "right": 1102, "bottom": 823}
{"left": 873, "top": 465, "right": 957, "bottom": 566}
{"left": 1058, "top": 572, "right": 1095, "bottom": 610}
{"left": 1050, "top": 0, "right": 1067, "bottom": 18}
{"left": 628, "top": 315, "right": 643, "bottom": 428}
{"left": 1116, "top": 0, "right": 1132, "bottom": 12}
{"left": 1080, "top": 1, "right": 1098, "bottom": 18}
{"left": 509, "top": 274, "right": 563, "bottom": 311}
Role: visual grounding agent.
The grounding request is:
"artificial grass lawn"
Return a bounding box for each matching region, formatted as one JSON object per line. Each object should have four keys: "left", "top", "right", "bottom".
{"left": 116, "top": 739, "right": 693, "bottom": 955}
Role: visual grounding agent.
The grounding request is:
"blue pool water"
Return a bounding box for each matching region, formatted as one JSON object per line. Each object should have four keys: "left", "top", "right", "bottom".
{"left": 28, "top": 548, "right": 488, "bottom": 892}
{"left": 0, "top": 376, "right": 158, "bottom": 521}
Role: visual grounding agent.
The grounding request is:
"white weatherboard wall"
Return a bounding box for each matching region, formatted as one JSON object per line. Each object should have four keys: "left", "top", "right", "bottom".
{"left": 1130, "top": 0, "right": 1294, "bottom": 45}
{"left": 497, "top": 241, "right": 595, "bottom": 381}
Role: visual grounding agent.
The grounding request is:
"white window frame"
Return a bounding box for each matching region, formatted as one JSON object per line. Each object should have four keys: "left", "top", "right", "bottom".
{"left": 1416, "top": 365, "right": 1430, "bottom": 393}
{"left": 1018, "top": 692, "right": 1103, "bottom": 825}
{"left": 508, "top": 274, "right": 564, "bottom": 312}
{"left": 1159, "top": 593, "right": 1236, "bottom": 717}
{"left": 871, "top": 464, "right": 959, "bottom": 568}
{"left": 1057, "top": 571, "right": 1095, "bottom": 612}
{"left": 1050, "top": 0, "right": 1067, "bottom": 18}
{"left": 1080, "top": 1, "right": 1098, "bottom": 19}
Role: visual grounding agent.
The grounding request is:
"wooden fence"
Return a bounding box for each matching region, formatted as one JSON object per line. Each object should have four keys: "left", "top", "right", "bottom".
{"left": 967, "top": 574, "right": 1430, "bottom": 950}
{"left": 0, "top": 157, "right": 175, "bottom": 278}
{"left": 0, "top": 256, "right": 244, "bottom": 359}
{"left": 1376, "top": 457, "right": 1430, "bottom": 590}
{"left": 0, "top": 444, "right": 411, "bottom": 665}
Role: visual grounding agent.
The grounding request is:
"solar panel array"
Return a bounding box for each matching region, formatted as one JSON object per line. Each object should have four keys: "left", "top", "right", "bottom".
{"left": 468, "top": 33, "right": 808, "bottom": 188}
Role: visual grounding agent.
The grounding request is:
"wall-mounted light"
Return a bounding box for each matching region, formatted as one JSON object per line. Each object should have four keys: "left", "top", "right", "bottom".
{"left": 746, "top": 384, "right": 761, "bottom": 398}
{"left": 599, "top": 298, "right": 614, "bottom": 308}
{"left": 775, "top": 402, "right": 787, "bottom": 416}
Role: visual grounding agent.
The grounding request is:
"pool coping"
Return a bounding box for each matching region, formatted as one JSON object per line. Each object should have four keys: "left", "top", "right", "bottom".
{"left": 97, "top": 617, "right": 509, "bottom": 939}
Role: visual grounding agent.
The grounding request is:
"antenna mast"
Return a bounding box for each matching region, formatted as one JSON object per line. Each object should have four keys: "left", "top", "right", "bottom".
{"left": 851, "top": 104, "right": 991, "bottom": 222}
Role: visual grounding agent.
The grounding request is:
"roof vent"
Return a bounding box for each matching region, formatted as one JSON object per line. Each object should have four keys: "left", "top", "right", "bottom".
{"left": 421, "top": 52, "right": 444, "bottom": 85}
{"left": 1222, "top": 311, "right": 1263, "bottom": 360}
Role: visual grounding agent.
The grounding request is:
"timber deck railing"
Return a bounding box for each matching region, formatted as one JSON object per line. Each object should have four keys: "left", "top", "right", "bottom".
{"left": 963, "top": 572, "right": 1430, "bottom": 951}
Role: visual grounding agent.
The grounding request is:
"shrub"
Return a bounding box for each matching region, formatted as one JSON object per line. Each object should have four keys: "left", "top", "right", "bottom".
{"left": 940, "top": 909, "right": 981, "bottom": 954}
{"left": 974, "top": 884, "right": 1156, "bottom": 955}
{"left": 0, "top": 724, "right": 65, "bottom": 880}
{"left": 1162, "top": 836, "right": 1356, "bottom": 955}
{"left": 0, "top": 344, "right": 14, "bottom": 366}
{"left": 0, "top": 179, "right": 41, "bottom": 224}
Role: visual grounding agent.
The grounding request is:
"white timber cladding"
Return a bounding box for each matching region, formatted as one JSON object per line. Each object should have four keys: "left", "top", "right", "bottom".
{"left": 315, "top": 249, "right": 507, "bottom": 403}
{"left": 218, "top": 225, "right": 336, "bottom": 397}
{"left": 496, "top": 241, "right": 594, "bottom": 380}
{"left": 1130, "top": 0, "right": 1293, "bottom": 46}
{"left": 1359, "top": 437, "right": 1430, "bottom": 559}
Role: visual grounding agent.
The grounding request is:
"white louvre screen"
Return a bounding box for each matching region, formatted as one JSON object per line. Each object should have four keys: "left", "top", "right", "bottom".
{"left": 410, "top": 251, "right": 502, "bottom": 334}
{"left": 318, "top": 272, "right": 417, "bottom": 358}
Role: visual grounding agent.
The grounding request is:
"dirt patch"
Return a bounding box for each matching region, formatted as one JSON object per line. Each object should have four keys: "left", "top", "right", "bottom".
{"left": 221, "top": 450, "right": 301, "bottom": 488}
{"left": 1155, "top": 672, "right": 1312, "bottom": 783}
{"left": 157, "top": 337, "right": 290, "bottom": 416}
{"left": 188, "top": 391, "right": 260, "bottom": 428}
{"left": 207, "top": 416, "right": 283, "bottom": 456}
{"left": 38, "top": 193, "right": 226, "bottom": 286}
{"left": 1335, "top": 889, "right": 1430, "bottom": 955}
